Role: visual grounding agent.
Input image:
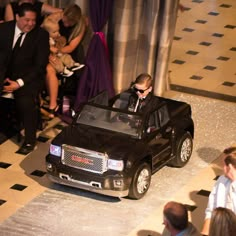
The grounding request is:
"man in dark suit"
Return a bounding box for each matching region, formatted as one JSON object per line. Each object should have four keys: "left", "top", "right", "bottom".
{"left": 0, "top": 3, "right": 50, "bottom": 154}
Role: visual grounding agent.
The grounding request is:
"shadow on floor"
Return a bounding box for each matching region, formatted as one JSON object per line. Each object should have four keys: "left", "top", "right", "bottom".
{"left": 136, "top": 229, "right": 161, "bottom": 236}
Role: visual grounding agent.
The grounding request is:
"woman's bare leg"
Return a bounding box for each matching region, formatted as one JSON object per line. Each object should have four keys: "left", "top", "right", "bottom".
{"left": 46, "top": 63, "right": 59, "bottom": 110}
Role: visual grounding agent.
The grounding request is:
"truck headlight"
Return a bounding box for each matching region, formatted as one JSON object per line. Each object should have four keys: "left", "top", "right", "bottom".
{"left": 108, "top": 159, "right": 124, "bottom": 171}
{"left": 50, "top": 144, "right": 61, "bottom": 157}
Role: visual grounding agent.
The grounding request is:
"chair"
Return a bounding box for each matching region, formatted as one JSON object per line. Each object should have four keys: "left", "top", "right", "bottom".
{"left": 112, "top": 91, "right": 131, "bottom": 109}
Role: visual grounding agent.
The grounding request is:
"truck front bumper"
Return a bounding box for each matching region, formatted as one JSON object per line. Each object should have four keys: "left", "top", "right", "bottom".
{"left": 47, "top": 173, "right": 129, "bottom": 198}
{"left": 46, "top": 157, "right": 131, "bottom": 198}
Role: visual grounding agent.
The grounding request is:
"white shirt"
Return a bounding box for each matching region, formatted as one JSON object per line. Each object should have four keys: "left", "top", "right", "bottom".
{"left": 13, "top": 25, "right": 26, "bottom": 48}
{"left": 205, "top": 175, "right": 236, "bottom": 219}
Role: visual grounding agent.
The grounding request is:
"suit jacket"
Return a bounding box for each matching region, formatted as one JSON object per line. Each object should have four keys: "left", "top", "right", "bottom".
{"left": 0, "top": 20, "right": 49, "bottom": 95}
{"left": 127, "top": 90, "right": 160, "bottom": 113}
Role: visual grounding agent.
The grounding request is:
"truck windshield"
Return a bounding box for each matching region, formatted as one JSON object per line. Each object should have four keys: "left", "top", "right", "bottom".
{"left": 76, "top": 104, "right": 142, "bottom": 137}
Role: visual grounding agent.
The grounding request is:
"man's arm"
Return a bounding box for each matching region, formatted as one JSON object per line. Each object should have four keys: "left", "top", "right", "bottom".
{"left": 201, "top": 176, "right": 225, "bottom": 235}
{"left": 201, "top": 218, "right": 210, "bottom": 236}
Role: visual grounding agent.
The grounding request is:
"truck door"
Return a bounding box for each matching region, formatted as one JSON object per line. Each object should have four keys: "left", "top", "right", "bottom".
{"left": 146, "top": 105, "right": 172, "bottom": 169}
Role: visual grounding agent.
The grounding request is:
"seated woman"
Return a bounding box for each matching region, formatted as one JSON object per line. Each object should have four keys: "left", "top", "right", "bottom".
{"left": 44, "top": 4, "right": 87, "bottom": 119}
{"left": 41, "top": 17, "right": 84, "bottom": 78}
{"left": 4, "top": 0, "right": 62, "bottom": 26}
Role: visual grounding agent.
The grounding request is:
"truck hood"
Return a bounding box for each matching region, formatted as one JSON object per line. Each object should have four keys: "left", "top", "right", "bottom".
{"left": 51, "top": 125, "right": 146, "bottom": 159}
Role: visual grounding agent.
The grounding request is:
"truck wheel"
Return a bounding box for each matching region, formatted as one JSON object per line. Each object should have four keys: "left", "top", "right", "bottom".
{"left": 128, "top": 162, "right": 151, "bottom": 199}
{"left": 169, "top": 132, "right": 193, "bottom": 167}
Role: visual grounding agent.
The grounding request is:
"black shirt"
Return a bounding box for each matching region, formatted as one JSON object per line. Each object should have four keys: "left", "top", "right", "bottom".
{"left": 58, "top": 19, "right": 85, "bottom": 62}
{"left": 0, "top": 6, "right": 5, "bottom": 21}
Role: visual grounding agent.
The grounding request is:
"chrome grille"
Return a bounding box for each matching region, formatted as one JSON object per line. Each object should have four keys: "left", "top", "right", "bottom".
{"left": 61, "top": 144, "right": 107, "bottom": 174}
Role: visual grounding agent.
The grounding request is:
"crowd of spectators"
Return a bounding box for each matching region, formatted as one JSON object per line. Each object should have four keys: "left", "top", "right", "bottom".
{"left": 161, "top": 146, "right": 236, "bottom": 236}
{"left": 0, "top": 1, "right": 87, "bottom": 154}
{"left": 0, "top": 3, "right": 236, "bottom": 234}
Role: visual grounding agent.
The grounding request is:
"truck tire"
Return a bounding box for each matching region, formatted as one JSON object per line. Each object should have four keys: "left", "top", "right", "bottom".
{"left": 169, "top": 132, "right": 193, "bottom": 167}
{"left": 128, "top": 162, "right": 151, "bottom": 199}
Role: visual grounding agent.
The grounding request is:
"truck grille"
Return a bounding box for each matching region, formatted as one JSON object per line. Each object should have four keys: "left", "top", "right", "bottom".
{"left": 61, "top": 144, "right": 107, "bottom": 174}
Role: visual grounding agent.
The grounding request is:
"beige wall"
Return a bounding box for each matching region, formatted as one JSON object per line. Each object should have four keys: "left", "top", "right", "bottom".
{"left": 46, "top": 0, "right": 88, "bottom": 14}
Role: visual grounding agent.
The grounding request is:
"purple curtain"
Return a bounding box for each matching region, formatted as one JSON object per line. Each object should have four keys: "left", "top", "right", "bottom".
{"left": 74, "top": 0, "right": 115, "bottom": 111}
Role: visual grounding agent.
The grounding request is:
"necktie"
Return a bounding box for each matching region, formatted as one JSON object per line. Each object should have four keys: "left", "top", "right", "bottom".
{"left": 6, "top": 32, "right": 24, "bottom": 77}
{"left": 12, "top": 32, "right": 24, "bottom": 56}
{"left": 134, "top": 98, "right": 140, "bottom": 112}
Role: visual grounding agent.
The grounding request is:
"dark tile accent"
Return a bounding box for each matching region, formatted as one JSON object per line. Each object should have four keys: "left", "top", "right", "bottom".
{"left": 212, "top": 33, "right": 224, "bottom": 37}
{"left": 192, "top": 0, "right": 203, "bottom": 3}
{"left": 174, "top": 36, "right": 182, "bottom": 40}
{"left": 183, "top": 7, "right": 191, "bottom": 11}
{"left": 219, "top": 4, "right": 232, "bottom": 8}
{"left": 170, "top": 84, "right": 236, "bottom": 103}
{"left": 0, "top": 162, "right": 12, "bottom": 169}
{"left": 222, "top": 81, "right": 235, "bottom": 87}
{"left": 197, "top": 189, "right": 211, "bottom": 197}
{"left": 183, "top": 28, "right": 194, "bottom": 32}
{"left": 186, "top": 50, "right": 199, "bottom": 55}
{"left": 195, "top": 19, "right": 207, "bottom": 24}
{"left": 0, "top": 199, "right": 6, "bottom": 206}
{"left": 37, "top": 136, "right": 50, "bottom": 143}
{"left": 217, "top": 56, "right": 229, "bottom": 61}
{"left": 199, "top": 41, "right": 212, "bottom": 46}
{"left": 172, "top": 59, "right": 185, "bottom": 65}
{"left": 214, "top": 175, "right": 220, "bottom": 181}
{"left": 203, "top": 65, "right": 217, "bottom": 70}
{"left": 53, "top": 124, "right": 65, "bottom": 130}
{"left": 30, "top": 170, "right": 46, "bottom": 177}
{"left": 224, "top": 25, "right": 235, "bottom": 29}
{"left": 184, "top": 204, "right": 197, "bottom": 212}
{"left": 190, "top": 75, "right": 203, "bottom": 80}
{"left": 208, "top": 12, "right": 219, "bottom": 16}
{"left": 230, "top": 47, "right": 236, "bottom": 51}
{"left": 10, "top": 184, "right": 27, "bottom": 191}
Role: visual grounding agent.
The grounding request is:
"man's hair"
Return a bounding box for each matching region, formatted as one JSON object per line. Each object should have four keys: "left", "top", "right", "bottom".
{"left": 17, "top": 2, "right": 36, "bottom": 17}
{"left": 134, "top": 73, "right": 153, "bottom": 88}
{"left": 163, "top": 201, "right": 188, "bottom": 231}
{"left": 223, "top": 146, "right": 236, "bottom": 155}
{"left": 224, "top": 152, "right": 236, "bottom": 168}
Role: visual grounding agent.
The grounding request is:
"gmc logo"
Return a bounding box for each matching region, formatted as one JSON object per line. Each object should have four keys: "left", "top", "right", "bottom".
{"left": 71, "top": 155, "right": 94, "bottom": 165}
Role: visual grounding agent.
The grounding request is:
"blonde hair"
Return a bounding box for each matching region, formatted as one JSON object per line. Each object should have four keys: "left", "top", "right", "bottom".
{"left": 63, "top": 4, "right": 85, "bottom": 42}
{"left": 42, "top": 17, "right": 58, "bottom": 33}
{"left": 134, "top": 73, "right": 153, "bottom": 88}
{"left": 209, "top": 207, "right": 236, "bottom": 236}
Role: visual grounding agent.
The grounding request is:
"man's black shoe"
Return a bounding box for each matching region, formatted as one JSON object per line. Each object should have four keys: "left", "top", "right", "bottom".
{"left": 17, "top": 143, "right": 35, "bottom": 155}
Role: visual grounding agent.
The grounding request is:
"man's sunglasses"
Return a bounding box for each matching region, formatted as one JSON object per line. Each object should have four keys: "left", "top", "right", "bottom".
{"left": 133, "top": 87, "right": 150, "bottom": 94}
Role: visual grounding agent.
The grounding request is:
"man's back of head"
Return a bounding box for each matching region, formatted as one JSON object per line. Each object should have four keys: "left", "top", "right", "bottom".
{"left": 162, "top": 201, "right": 200, "bottom": 236}
{"left": 163, "top": 201, "right": 188, "bottom": 232}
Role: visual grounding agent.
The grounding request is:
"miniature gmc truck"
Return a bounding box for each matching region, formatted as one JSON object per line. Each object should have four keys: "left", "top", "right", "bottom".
{"left": 46, "top": 91, "right": 194, "bottom": 199}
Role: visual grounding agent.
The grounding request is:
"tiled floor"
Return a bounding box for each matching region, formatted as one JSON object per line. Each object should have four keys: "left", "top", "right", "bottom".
{"left": 0, "top": 0, "right": 236, "bottom": 235}
{"left": 0, "top": 118, "right": 66, "bottom": 223}
{"left": 169, "top": 0, "right": 236, "bottom": 102}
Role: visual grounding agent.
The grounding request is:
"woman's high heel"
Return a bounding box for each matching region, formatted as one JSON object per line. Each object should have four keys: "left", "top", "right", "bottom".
{"left": 41, "top": 105, "right": 59, "bottom": 119}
